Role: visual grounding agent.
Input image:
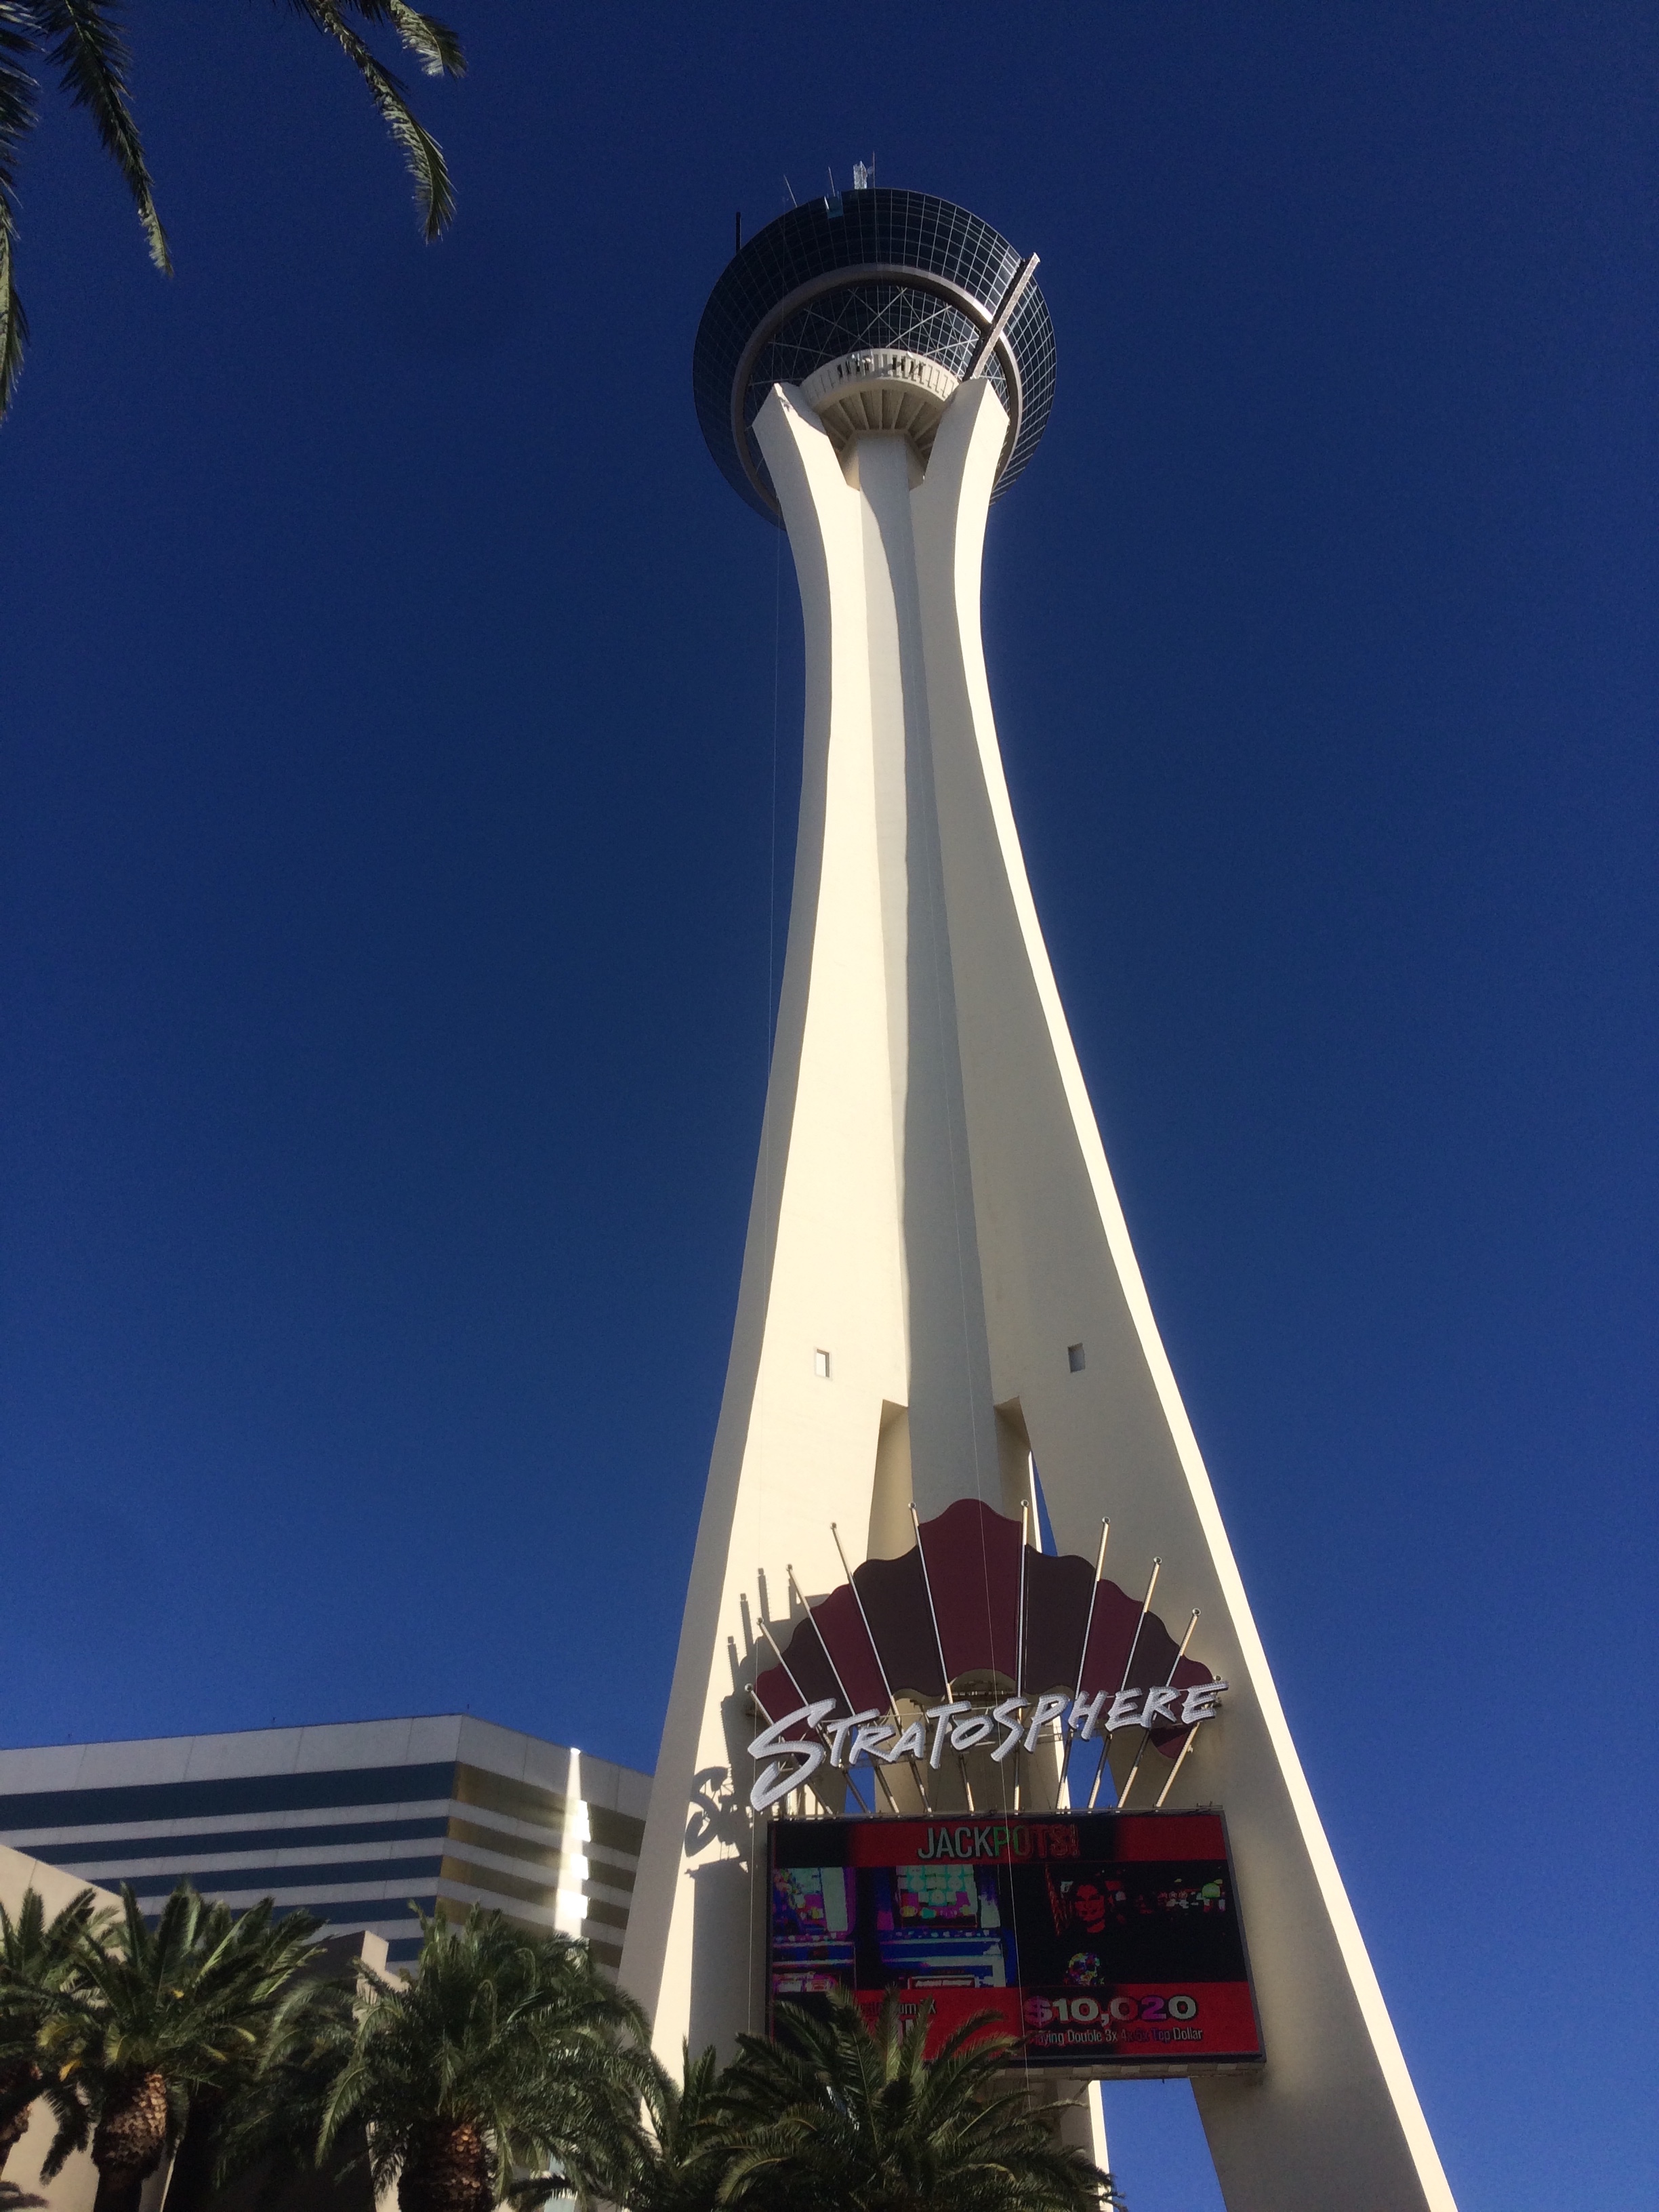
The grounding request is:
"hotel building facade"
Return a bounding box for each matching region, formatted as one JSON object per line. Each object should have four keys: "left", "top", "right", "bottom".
{"left": 0, "top": 1713, "right": 649, "bottom": 1974}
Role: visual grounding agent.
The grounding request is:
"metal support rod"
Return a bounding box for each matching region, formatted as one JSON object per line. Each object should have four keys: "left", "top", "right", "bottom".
{"left": 967, "top": 251, "right": 1040, "bottom": 379}
{"left": 1088, "top": 1557, "right": 1162, "bottom": 1809}
{"left": 747, "top": 1677, "right": 827, "bottom": 1821}
{"left": 756, "top": 1614, "right": 815, "bottom": 1717}
{"left": 830, "top": 1523, "right": 928, "bottom": 1814}
{"left": 1155, "top": 1721, "right": 1202, "bottom": 1809}
{"left": 787, "top": 1565, "right": 857, "bottom": 1715}
{"left": 758, "top": 1614, "right": 872, "bottom": 1816}
{"left": 1058, "top": 1518, "right": 1109, "bottom": 1804}
{"left": 790, "top": 1564, "right": 899, "bottom": 1816}
{"left": 1114, "top": 1607, "right": 1198, "bottom": 1811}
{"left": 1016, "top": 1500, "right": 1030, "bottom": 1697}
{"left": 910, "top": 1502, "right": 954, "bottom": 1700}
{"left": 909, "top": 1504, "right": 976, "bottom": 1811}
{"left": 830, "top": 1521, "right": 899, "bottom": 1716}
{"left": 1010, "top": 1501, "right": 1033, "bottom": 1811}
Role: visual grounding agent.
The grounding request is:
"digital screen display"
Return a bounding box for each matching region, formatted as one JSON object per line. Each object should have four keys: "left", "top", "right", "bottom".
{"left": 768, "top": 1811, "right": 1263, "bottom": 2070}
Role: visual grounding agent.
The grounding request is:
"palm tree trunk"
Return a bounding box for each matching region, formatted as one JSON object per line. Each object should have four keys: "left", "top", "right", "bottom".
{"left": 91, "top": 2068, "right": 169, "bottom": 2212}
{"left": 0, "top": 2056, "right": 43, "bottom": 2177}
{"left": 398, "top": 2118, "right": 493, "bottom": 2212}
{"left": 159, "top": 2089, "right": 221, "bottom": 2212}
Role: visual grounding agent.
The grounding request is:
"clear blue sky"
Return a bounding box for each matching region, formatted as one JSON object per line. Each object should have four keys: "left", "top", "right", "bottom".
{"left": 2, "top": 6, "right": 1653, "bottom": 2207}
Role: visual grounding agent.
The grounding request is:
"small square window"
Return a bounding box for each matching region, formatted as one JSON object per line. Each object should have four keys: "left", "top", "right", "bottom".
{"left": 1067, "top": 1343, "right": 1086, "bottom": 1374}
{"left": 814, "top": 1349, "right": 832, "bottom": 1378}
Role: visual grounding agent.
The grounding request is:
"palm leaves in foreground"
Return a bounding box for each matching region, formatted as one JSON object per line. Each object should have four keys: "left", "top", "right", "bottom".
{"left": 0, "top": 1883, "right": 102, "bottom": 2177}
{"left": 313, "top": 1906, "right": 657, "bottom": 2212}
{"left": 630, "top": 2044, "right": 738, "bottom": 2212}
{"left": 3, "top": 1882, "right": 1113, "bottom": 2212}
{"left": 716, "top": 1990, "right": 1107, "bottom": 2212}
{"left": 39, "top": 1883, "right": 321, "bottom": 2212}
{"left": 0, "top": 0, "right": 467, "bottom": 419}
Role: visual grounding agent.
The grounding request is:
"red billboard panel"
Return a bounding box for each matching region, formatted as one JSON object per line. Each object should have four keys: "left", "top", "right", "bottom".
{"left": 768, "top": 1809, "right": 1263, "bottom": 2071}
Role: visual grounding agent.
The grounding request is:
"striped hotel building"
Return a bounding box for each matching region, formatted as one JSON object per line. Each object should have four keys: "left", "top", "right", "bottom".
{"left": 0, "top": 1715, "right": 650, "bottom": 1975}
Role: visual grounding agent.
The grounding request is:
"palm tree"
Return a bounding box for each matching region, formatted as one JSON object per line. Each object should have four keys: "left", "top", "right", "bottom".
{"left": 0, "top": 0, "right": 468, "bottom": 418}
{"left": 186, "top": 1961, "right": 360, "bottom": 2205}
{"left": 627, "top": 2045, "right": 735, "bottom": 2212}
{"left": 40, "top": 1882, "right": 321, "bottom": 2212}
{"left": 315, "top": 1906, "right": 658, "bottom": 2212}
{"left": 716, "top": 1990, "right": 1107, "bottom": 2212}
{"left": 0, "top": 1884, "right": 102, "bottom": 2176}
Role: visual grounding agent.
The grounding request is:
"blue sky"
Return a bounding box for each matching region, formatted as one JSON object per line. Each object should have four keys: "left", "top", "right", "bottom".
{"left": 1, "top": 5, "right": 1654, "bottom": 2206}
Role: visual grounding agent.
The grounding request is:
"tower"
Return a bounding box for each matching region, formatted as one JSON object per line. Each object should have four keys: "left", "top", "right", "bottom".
{"left": 620, "top": 186, "right": 1456, "bottom": 2212}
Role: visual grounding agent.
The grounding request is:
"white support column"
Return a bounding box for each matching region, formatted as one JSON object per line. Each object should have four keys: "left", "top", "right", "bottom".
{"left": 1054, "top": 2076, "right": 1113, "bottom": 2179}
{"left": 619, "top": 384, "right": 913, "bottom": 2062}
{"left": 851, "top": 426, "right": 1002, "bottom": 1513}
{"left": 912, "top": 380, "right": 1456, "bottom": 2212}
{"left": 553, "top": 1746, "right": 590, "bottom": 1941}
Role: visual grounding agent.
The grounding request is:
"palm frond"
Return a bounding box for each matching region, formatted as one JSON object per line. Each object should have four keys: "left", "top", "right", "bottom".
{"left": 719, "top": 1990, "right": 1108, "bottom": 2212}
{"left": 0, "top": 2, "right": 39, "bottom": 190}
{"left": 318, "top": 1906, "right": 653, "bottom": 2209}
{"left": 35, "top": 2090, "right": 90, "bottom": 2184}
{"left": 0, "top": 1885, "right": 104, "bottom": 2164}
{"left": 314, "top": 1, "right": 464, "bottom": 79}
{"left": 0, "top": 4, "right": 38, "bottom": 419}
{"left": 209, "top": 1973, "right": 359, "bottom": 2196}
{"left": 36, "top": 0, "right": 169, "bottom": 272}
{"left": 39, "top": 1879, "right": 323, "bottom": 2177}
{"left": 288, "top": 0, "right": 454, "bottom": 239}
{"left": 383, "top": 1, "right": 464, "bottom": 80}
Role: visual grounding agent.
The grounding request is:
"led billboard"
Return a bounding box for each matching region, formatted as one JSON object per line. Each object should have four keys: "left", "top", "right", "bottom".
{"left": 769, "top": 1809, "right": 1263, "bottom": 2071}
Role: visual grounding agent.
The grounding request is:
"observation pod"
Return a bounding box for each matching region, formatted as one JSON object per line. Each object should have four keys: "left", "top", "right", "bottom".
{"left": 623, "top": 184, "right": 1457, "bottom": 2212}
{"left": 693, "top": 186, "right": 1055, "bottom": 518}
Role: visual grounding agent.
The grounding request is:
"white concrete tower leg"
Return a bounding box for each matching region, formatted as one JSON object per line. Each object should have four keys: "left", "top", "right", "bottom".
{"left": 909, "top": 378, "right": 1457, "bottom": 2212}
{"left": 1054, "top": 2077, "right": 1113, "bottom": 2182}
{"left": 552, "top": 1744, "right": 590, "bottom": 1940}
{"left": 617, "top": 383, "right": 912, "bottom": 2062}
{"left": 842, "top": 422, "right": 1002, "bottom": 1513}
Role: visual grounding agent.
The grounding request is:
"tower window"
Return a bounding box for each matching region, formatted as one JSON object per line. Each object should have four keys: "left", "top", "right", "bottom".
{"left": 1067, "top": 1343, "right": 1086, "bottom": 1373}
{"left": 815, "top": 1349, "right": 832, "bottom": 1378}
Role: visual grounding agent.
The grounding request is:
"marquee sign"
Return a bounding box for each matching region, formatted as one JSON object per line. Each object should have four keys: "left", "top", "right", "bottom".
{"left": 769, "top": 1809, "right": 1265, "bottom": 2072}
{"left": 744, "top": 1498, "right": 1227, "bottom": 1814}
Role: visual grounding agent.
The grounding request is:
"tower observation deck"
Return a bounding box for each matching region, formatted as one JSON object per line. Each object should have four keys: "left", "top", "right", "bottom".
{"left": 693, "top": 186, "right": 1056, "bottom": 518}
